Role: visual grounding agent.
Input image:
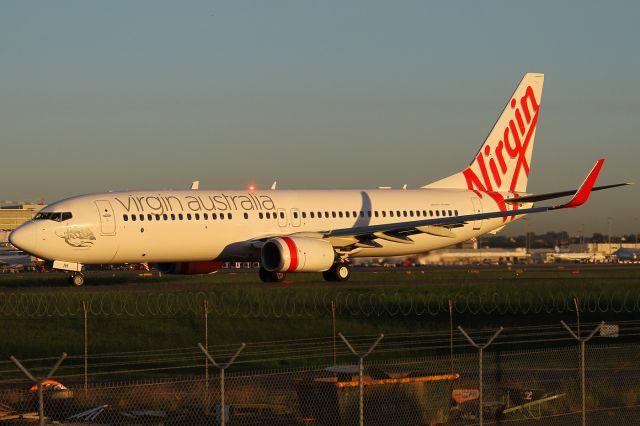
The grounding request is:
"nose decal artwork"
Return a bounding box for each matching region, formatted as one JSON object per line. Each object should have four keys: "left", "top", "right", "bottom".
{"left": 56, "top": 226, "right": 96, "bottom": 248}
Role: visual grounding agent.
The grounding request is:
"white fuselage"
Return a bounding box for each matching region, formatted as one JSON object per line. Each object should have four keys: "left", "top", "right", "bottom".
{"left": 12, "top": 188, "right": 526, "bottom": 265}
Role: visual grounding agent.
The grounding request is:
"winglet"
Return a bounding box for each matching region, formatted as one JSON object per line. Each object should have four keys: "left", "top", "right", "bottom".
{"left": 558, "top": 159, "right": 604, "bottom": 209}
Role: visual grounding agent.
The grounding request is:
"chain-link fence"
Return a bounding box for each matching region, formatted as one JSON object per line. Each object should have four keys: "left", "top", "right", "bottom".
{"left": 2, "top": 329, "right": 640, "bottom": 425}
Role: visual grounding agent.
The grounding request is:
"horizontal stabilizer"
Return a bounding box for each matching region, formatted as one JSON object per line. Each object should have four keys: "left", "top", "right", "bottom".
{"left": 326, "top": 159, "right": 617, "bottom": 241}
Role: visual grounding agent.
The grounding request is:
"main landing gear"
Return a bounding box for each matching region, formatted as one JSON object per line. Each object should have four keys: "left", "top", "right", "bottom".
{"left": 68, "top": 272, "right": 85, "bottom": 287}
{"left": 322, "top": 263, "right": 351, "bottom": 282}
{"left": 259, "top": 267, "right": 287, "bottom": 283}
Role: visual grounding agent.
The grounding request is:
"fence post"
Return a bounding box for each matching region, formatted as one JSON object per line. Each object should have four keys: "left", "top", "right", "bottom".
{"left": 10, "top": 353, "right": 67, "bottom": 426}
{"left": 561, "top": 320, "right": 603, "bottom": 426}
{"left": 198, "top": 342, "right": 246, "bottom": 426}
{"left": 82, "top": 301, "right": 90, "bottom": 393}
{"left": 458, "top": 326, "right": 503, "bottom": 426}
{"left": 338, "top": 333, "right": 384, "bottom": 426}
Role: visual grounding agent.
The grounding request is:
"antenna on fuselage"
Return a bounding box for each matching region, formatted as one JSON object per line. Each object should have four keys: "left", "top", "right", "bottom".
{"left": 271, "top": 181, "right": 277, "bottom": 190}
{"left": 190, "top": 181, "right": 200, "bottom": 190}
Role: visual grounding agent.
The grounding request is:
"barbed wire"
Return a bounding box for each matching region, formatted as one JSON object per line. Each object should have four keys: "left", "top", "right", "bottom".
{"left": 1, "top": 289, "right": 639, "bottom": 318}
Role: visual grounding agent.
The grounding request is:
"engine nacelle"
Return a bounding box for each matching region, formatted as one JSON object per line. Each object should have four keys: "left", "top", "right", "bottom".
{"left": 261, "top": 237, "right": 335, "bottom": 272}
{"left": 156, "top": 261, "right": 225, "bottom": 275}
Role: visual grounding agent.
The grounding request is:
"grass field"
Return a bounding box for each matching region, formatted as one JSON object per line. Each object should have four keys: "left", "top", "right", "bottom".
{"left": 1, "top": 265, "right": 639, "bottom": 377}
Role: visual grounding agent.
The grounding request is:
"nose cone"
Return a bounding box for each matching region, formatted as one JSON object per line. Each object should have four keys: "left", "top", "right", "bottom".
{"left": 9, "top": 223, "right": 37, "bottom": 254}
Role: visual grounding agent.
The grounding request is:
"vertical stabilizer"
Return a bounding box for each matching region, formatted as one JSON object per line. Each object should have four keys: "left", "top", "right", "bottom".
{"left": 424, "top": 73, "right": 544, "bottom": 193}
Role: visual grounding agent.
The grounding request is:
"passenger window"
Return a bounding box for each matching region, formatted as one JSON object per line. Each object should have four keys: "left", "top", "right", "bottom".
{"left": 416, "top": 211, "right": 421, "bottom": 217}
{"left": 435, "top": 211, "right": 440, "bottom": 217}
{"left": 352, "top": 211, "right": 357, "bottom": 217}
{"left": 195, "top": 213, "right": 200, "bottom": 220}
{"left": 220, "top": 214, "right": 225, "bottom": 220}
{"left": 442, "top": 210, "right": 446, "bottom": 216}
{"left": 381, "top": 211, "right": 386, "bottom": 218}
{"left": 279, "top": 212, "right": 284, "bottom": 219}
{"left": 448, "top": 210, "right": 452, "bottom": 216}
{"left": 139, "top": 214, "right": 145, "bottom": 221}
{"left": 123, "top": 215, "right": 128, "bottom": 222}
{"left": 310, "top": 212, "right": 315, "bottom": 218}
{"left": 203, "top": 213, "right": 208, "bottom": 220}
{"left": 455, "top": 210, "right": 459, "bottom": 216}
{"left": 259, "top": 212, "right": 264, "bottom": 219}
{"left": 228, "top": 213, "right": 232, "bottom": 219}
{"left": 212, "top": 213, "right": 218, "bottom": 220}
{"left": 374, "top": 211, "right": 379, "bottom": 217}
{"left": 178, "top": 214, "right": 183, "bottom": 220}
{"left": 403, "top": 211, "right": 407, "bottom": 217}
{"left": 302, "top": 212, "right": 307, "bottom": 219}
{"left": 171, "top": 213, "right": 176, "bottom": 220}
{"left": 367, "top": 211, "right": 372, "bottom": 217}
{"left": 155, "top": 214, "right": 161, "bottom": 221}
{"left": 332, "top": 212, "right": 336, "bottom": 218}
{"left": 423, "top": 210, "right": 427, "bottom": 216}
{"left": 244, "top": 213, "right": 248, "bottom": 219}
{"left": 187, "top": 213, "right": 192, "bottom": 220}
{"left": 293, "top": 212, "right": 299, "bottom": 219}
{"left": 390, "top": 211, "right": 394, "bottom": 217}
{"left": 132, "top": 215, "right": 137, "bottom": 222}
{"left": 360, "top": 211, "right": 364, "bottom": 218}
{"left": 409, "top": 211, "right": 414, "bottom": 217}
{"left": 338, "top": 212, "right": 343, "bottom": 218}
{"left": 325, "top": 212, "right": 329, "bottom": 218}
{"left": 163, "top": 214, "right": 168, "bottom": 220}
{"left": 429, "top": 210, "right": 434, "bottom": 217}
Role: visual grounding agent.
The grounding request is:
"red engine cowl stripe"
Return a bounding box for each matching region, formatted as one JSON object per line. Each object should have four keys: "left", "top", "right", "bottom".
{"left": 281, "top": 237, "right": 298, "bottom": 272}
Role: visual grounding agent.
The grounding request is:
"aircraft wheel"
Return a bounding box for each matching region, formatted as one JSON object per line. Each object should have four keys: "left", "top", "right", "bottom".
{"left": 335, "top": 264, "right": 351, "bottom": 281}
{"left": 323, "top": 263, "right": 351, "bottom": 282}
{"left": 70, "top": 273, "right": 85, "bottom": 287}
{"left": 259, "top": 267, "right": 286, "bottom": 283}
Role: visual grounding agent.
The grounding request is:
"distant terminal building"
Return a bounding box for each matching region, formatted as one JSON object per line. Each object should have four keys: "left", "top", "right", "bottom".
{"left": 0, "top": 202, "right": 46, "bottom": 244}
{"left": 416, "top": 248, "right": 530, "bottom": 265}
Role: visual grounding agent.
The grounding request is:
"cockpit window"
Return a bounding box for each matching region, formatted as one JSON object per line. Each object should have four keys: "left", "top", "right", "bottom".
{"left": 34, "top": 212, "right": 73, "bottom": 222}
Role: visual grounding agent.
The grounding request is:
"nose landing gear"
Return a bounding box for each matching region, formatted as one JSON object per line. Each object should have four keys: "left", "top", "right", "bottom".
{"left": 68, "top": 273, "right": 85, "bottom": 287}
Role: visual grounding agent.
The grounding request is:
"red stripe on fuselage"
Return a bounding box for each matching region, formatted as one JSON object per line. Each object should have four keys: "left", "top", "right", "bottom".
{"left": 281, "top": 237, "right": 298, "bottom": 272}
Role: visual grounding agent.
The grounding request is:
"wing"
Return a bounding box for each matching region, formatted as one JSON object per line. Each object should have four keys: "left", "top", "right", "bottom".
{"left": 324, "top": 159, "right": 610, "bottom": 244}
{"left": 250, "top": 159, "right": 622, "bottom": 250}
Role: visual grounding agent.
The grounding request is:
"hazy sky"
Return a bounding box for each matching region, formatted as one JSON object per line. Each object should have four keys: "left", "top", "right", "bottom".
{"left": 1, "top": 1, "right": 638, "bottom": 235}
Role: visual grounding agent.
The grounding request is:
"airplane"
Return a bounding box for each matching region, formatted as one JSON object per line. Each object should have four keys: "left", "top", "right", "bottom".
{"left": 613, "top": 248, "right": 640, "bottom": 262}
{"left": 8, "top": 73, "right": 629, "bottom": 286}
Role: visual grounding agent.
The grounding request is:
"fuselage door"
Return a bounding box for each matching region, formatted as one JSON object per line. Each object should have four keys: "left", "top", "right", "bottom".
{"left": 291, "top": 208, "right": 301, "bottom": 227}
{"left": 95, "top": 200, "right": 117, "bottom": 235}
{"left": 277, "top": 208, "right": 287, "bottom": 227}
{"left": 470, "top": 197, "right": 483, "bottom": 231}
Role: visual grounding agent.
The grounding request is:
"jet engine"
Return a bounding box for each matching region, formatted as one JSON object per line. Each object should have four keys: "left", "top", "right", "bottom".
{"left": 261, "top": 236, "right": 335, "bottom": 272}
{"left": 156, "top": 261, "right": 225, "bottom": 275}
